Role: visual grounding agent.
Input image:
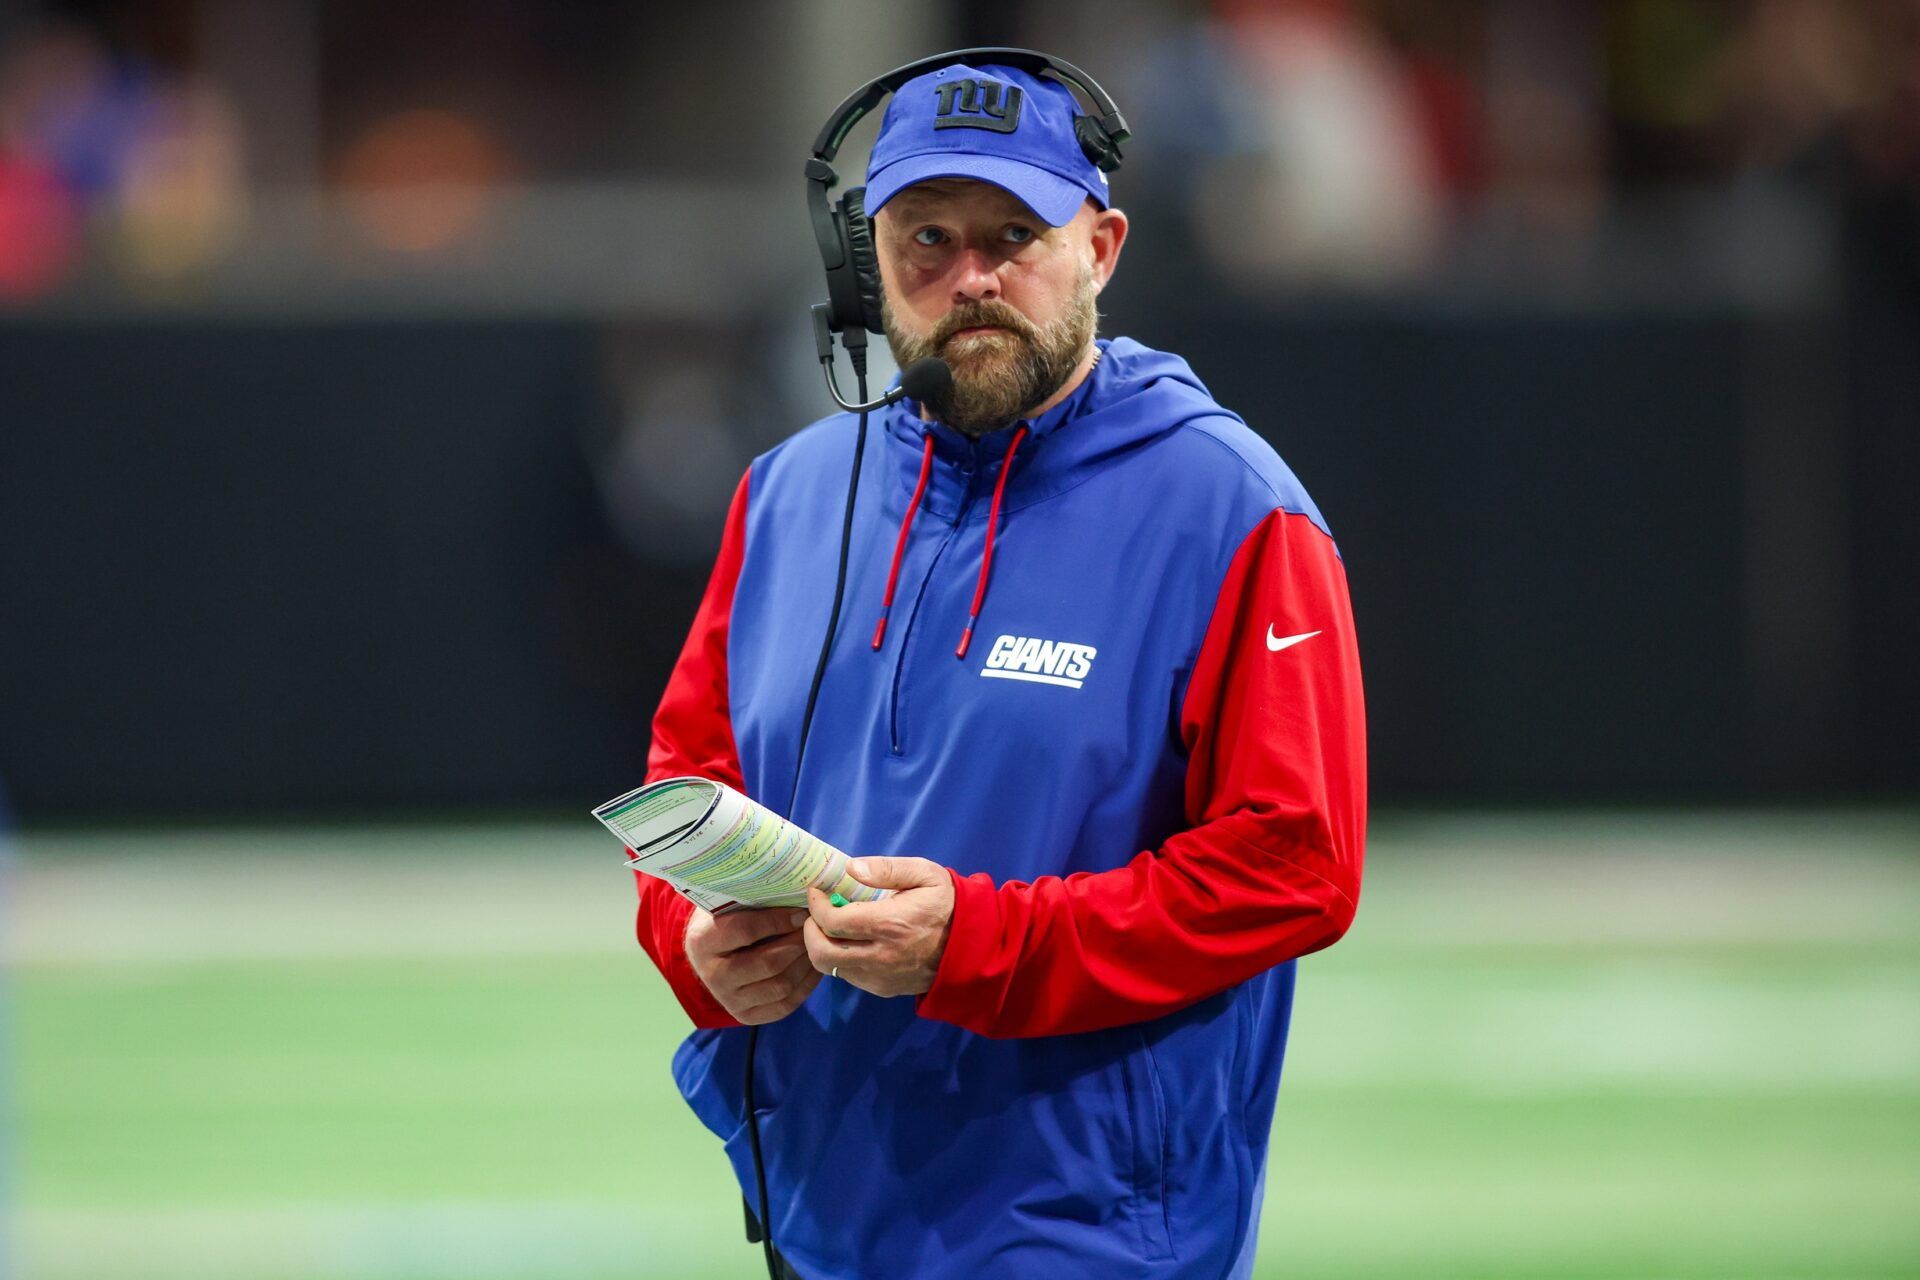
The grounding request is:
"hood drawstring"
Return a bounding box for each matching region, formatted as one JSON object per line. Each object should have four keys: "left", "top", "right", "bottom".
{"left": 956, "top": 425, "right": 1028, "bottom": 660}
{"left": 871, "top": 425, "right": 1031, "bottom": 659}
{"left": 871, "top": 433, "right": 937, "bottom": 650}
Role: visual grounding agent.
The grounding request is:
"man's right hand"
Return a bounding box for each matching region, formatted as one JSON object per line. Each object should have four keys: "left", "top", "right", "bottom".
{"left": 685, "top": 906, "right": 820, "bottom": 1025}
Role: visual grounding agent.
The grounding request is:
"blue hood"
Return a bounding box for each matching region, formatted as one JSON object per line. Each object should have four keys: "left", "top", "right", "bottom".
{"left": 878, "top": 336, "right": 1242, "bottom": 521}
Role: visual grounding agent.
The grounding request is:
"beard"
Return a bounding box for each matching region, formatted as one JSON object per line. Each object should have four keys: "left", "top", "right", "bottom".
{"left": 882, "top": 260, "right": 1099, "bottom": 437}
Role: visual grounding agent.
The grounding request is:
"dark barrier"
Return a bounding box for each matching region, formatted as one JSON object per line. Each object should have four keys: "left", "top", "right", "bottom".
{"left": 0, "top": 320, "right": 696, "bottom": 815}
{"left": 1126, "top": 305, "right": 1756, "bottom": 798}
{"left": 0, "top": 302, "right": 1911, "bottom": 816}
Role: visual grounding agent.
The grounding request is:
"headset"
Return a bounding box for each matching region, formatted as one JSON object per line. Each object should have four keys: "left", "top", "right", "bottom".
{"left": 744, "top": 48, "right": 1131, "bottom": 1280}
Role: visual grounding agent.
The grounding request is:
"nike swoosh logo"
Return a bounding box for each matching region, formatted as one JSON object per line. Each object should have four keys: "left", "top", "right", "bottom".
{"left": 1266, "top": 626, "right": 1321, "bottom": 652}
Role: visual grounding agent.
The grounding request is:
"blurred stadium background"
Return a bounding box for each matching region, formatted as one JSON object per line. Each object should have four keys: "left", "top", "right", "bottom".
{"left": 2, "top": 1, "right": 1916, "bottom": 1277}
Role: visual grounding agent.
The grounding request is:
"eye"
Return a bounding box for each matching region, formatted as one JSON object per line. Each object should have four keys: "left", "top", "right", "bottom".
{"left": 1003, "top": 224, "right": 1036, "bottom": 244}
{"left": 912, "top": 227, "right": 947, "bottom": 246}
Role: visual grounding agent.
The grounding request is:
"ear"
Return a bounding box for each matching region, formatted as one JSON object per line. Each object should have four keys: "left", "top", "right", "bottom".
{"left": 1087, "top": 204, "right": 1128, "bottom": 293}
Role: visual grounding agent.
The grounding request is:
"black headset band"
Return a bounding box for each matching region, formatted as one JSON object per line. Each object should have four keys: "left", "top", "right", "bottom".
{"left": 809, "top": 46, "right": 1128, "bottom": 165}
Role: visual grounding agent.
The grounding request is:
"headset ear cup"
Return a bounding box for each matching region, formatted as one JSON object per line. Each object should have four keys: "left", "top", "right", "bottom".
{"left": 1074, "top": 116, "right": 1121, "bottom": 172}
{"left": 842, "top": 188, "right": 885, "bottom": 334}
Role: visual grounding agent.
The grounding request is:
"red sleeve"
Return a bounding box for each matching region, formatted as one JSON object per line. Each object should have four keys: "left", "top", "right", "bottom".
{"left": 916, "top": 507, "right": 1367, "bottom": 1038}
{"left": 631, "top": 467, "right": 752, "bottom": 1030}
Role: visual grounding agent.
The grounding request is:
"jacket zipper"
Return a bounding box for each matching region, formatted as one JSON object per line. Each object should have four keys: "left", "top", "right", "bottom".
{"left": 887, "top": 443, "right": 983, "bottom": 755}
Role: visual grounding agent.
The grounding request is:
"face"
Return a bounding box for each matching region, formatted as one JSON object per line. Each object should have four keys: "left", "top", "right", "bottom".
{"left": 875, "top": 178, "right": 1128, "bottom": 436}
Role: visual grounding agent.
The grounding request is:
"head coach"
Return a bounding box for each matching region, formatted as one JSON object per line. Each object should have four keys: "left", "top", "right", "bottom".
{"left": 627, "top": 47, "right": 1367, "bottom": 1280}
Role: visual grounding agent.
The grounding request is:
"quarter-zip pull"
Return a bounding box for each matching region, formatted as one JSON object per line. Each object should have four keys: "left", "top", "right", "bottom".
{"left": 955, "top": 424, "right": 1028, "bottom": 660}
{"left": 871, "top": 434, "right": 937, "bottom": 650}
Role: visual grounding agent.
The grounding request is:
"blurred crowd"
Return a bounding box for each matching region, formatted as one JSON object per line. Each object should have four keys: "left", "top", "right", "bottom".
{"left": 1124, "top": 0, "right": 1920, "bottom": 288}
{"left": 0, "top": 0, "right": 1915, "bottom": 302}
{"left": 0, "top": 17, "right": 244, "bottom": 296}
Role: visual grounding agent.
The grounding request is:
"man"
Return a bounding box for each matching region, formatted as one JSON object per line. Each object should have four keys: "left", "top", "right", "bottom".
{"left": 632, "top": 58, "right": 1365, "bottom": 1279}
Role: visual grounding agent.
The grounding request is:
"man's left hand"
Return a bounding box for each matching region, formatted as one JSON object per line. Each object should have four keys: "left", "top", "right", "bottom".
{"left": 804, "top": 857, "right": 955, "bottom": 998}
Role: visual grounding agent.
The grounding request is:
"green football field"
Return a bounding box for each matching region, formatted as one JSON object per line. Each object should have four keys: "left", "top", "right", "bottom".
{"left": 10, "top": 810, "right": 1919, "bottom": 1279}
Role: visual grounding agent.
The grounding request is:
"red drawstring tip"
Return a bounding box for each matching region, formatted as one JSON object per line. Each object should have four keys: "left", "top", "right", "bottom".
{"left": 871, "top": 615, "right": 889, "bottom": 650}
{"left": 955, "top": 625, "right": 974, "bottom": 659}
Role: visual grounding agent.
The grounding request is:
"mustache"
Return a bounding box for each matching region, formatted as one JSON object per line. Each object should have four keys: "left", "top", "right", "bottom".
{"left": 932, "top": 303, "right": 1039, "bottom": 348}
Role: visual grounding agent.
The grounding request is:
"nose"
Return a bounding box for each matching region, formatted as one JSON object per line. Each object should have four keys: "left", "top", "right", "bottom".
{"left": 950, "top": 247, "right": 1001, "bottom": 304}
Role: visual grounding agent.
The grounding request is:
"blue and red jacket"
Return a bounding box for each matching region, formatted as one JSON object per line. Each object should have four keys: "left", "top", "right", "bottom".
{"left": 635, "top": 336, "right": 1366, "bottom": 1279}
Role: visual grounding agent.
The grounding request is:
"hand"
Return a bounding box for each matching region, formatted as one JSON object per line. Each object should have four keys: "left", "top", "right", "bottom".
{"left": 685, "top": 905, "right": 821, "bottom": 1025}
{"left": 804, "top": 857, "right": 955, "bottom": 998}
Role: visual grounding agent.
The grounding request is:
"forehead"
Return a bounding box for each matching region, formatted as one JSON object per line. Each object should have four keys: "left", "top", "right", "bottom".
{"left": 879, "top": 178, "right": 1038, "bottom": 223}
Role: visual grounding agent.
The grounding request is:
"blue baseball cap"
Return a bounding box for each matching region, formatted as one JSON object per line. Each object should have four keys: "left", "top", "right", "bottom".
{"left": 864, "top": 63, "right": 1110, "bottom": 228}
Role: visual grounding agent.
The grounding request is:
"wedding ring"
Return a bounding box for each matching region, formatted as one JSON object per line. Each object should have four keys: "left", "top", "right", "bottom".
{"left": 831, "top": 966, "right": 839, "bottom": 979}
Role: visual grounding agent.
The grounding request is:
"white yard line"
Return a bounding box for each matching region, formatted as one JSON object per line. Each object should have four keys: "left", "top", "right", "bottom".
{"left": 1286, "top": 967, "right": 1920, "bottom": 1092}
{"left": 14, "top": 1202, "right": 721, "bottom": 1280}
{"left": 5, "top": 825, "right": 634, "bottom": 964}
{"left": 5, "top": 812, "right": 1917, "bottom": 964}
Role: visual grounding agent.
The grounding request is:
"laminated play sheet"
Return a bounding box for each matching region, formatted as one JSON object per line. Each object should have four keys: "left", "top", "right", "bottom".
{"left": 592, "top": 777, "right": 890, "bottom": 913}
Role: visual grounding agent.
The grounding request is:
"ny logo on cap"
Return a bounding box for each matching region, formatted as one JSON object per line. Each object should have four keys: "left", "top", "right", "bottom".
{"left": 932, "top": 78, "right": 1023, "bottom": 134}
